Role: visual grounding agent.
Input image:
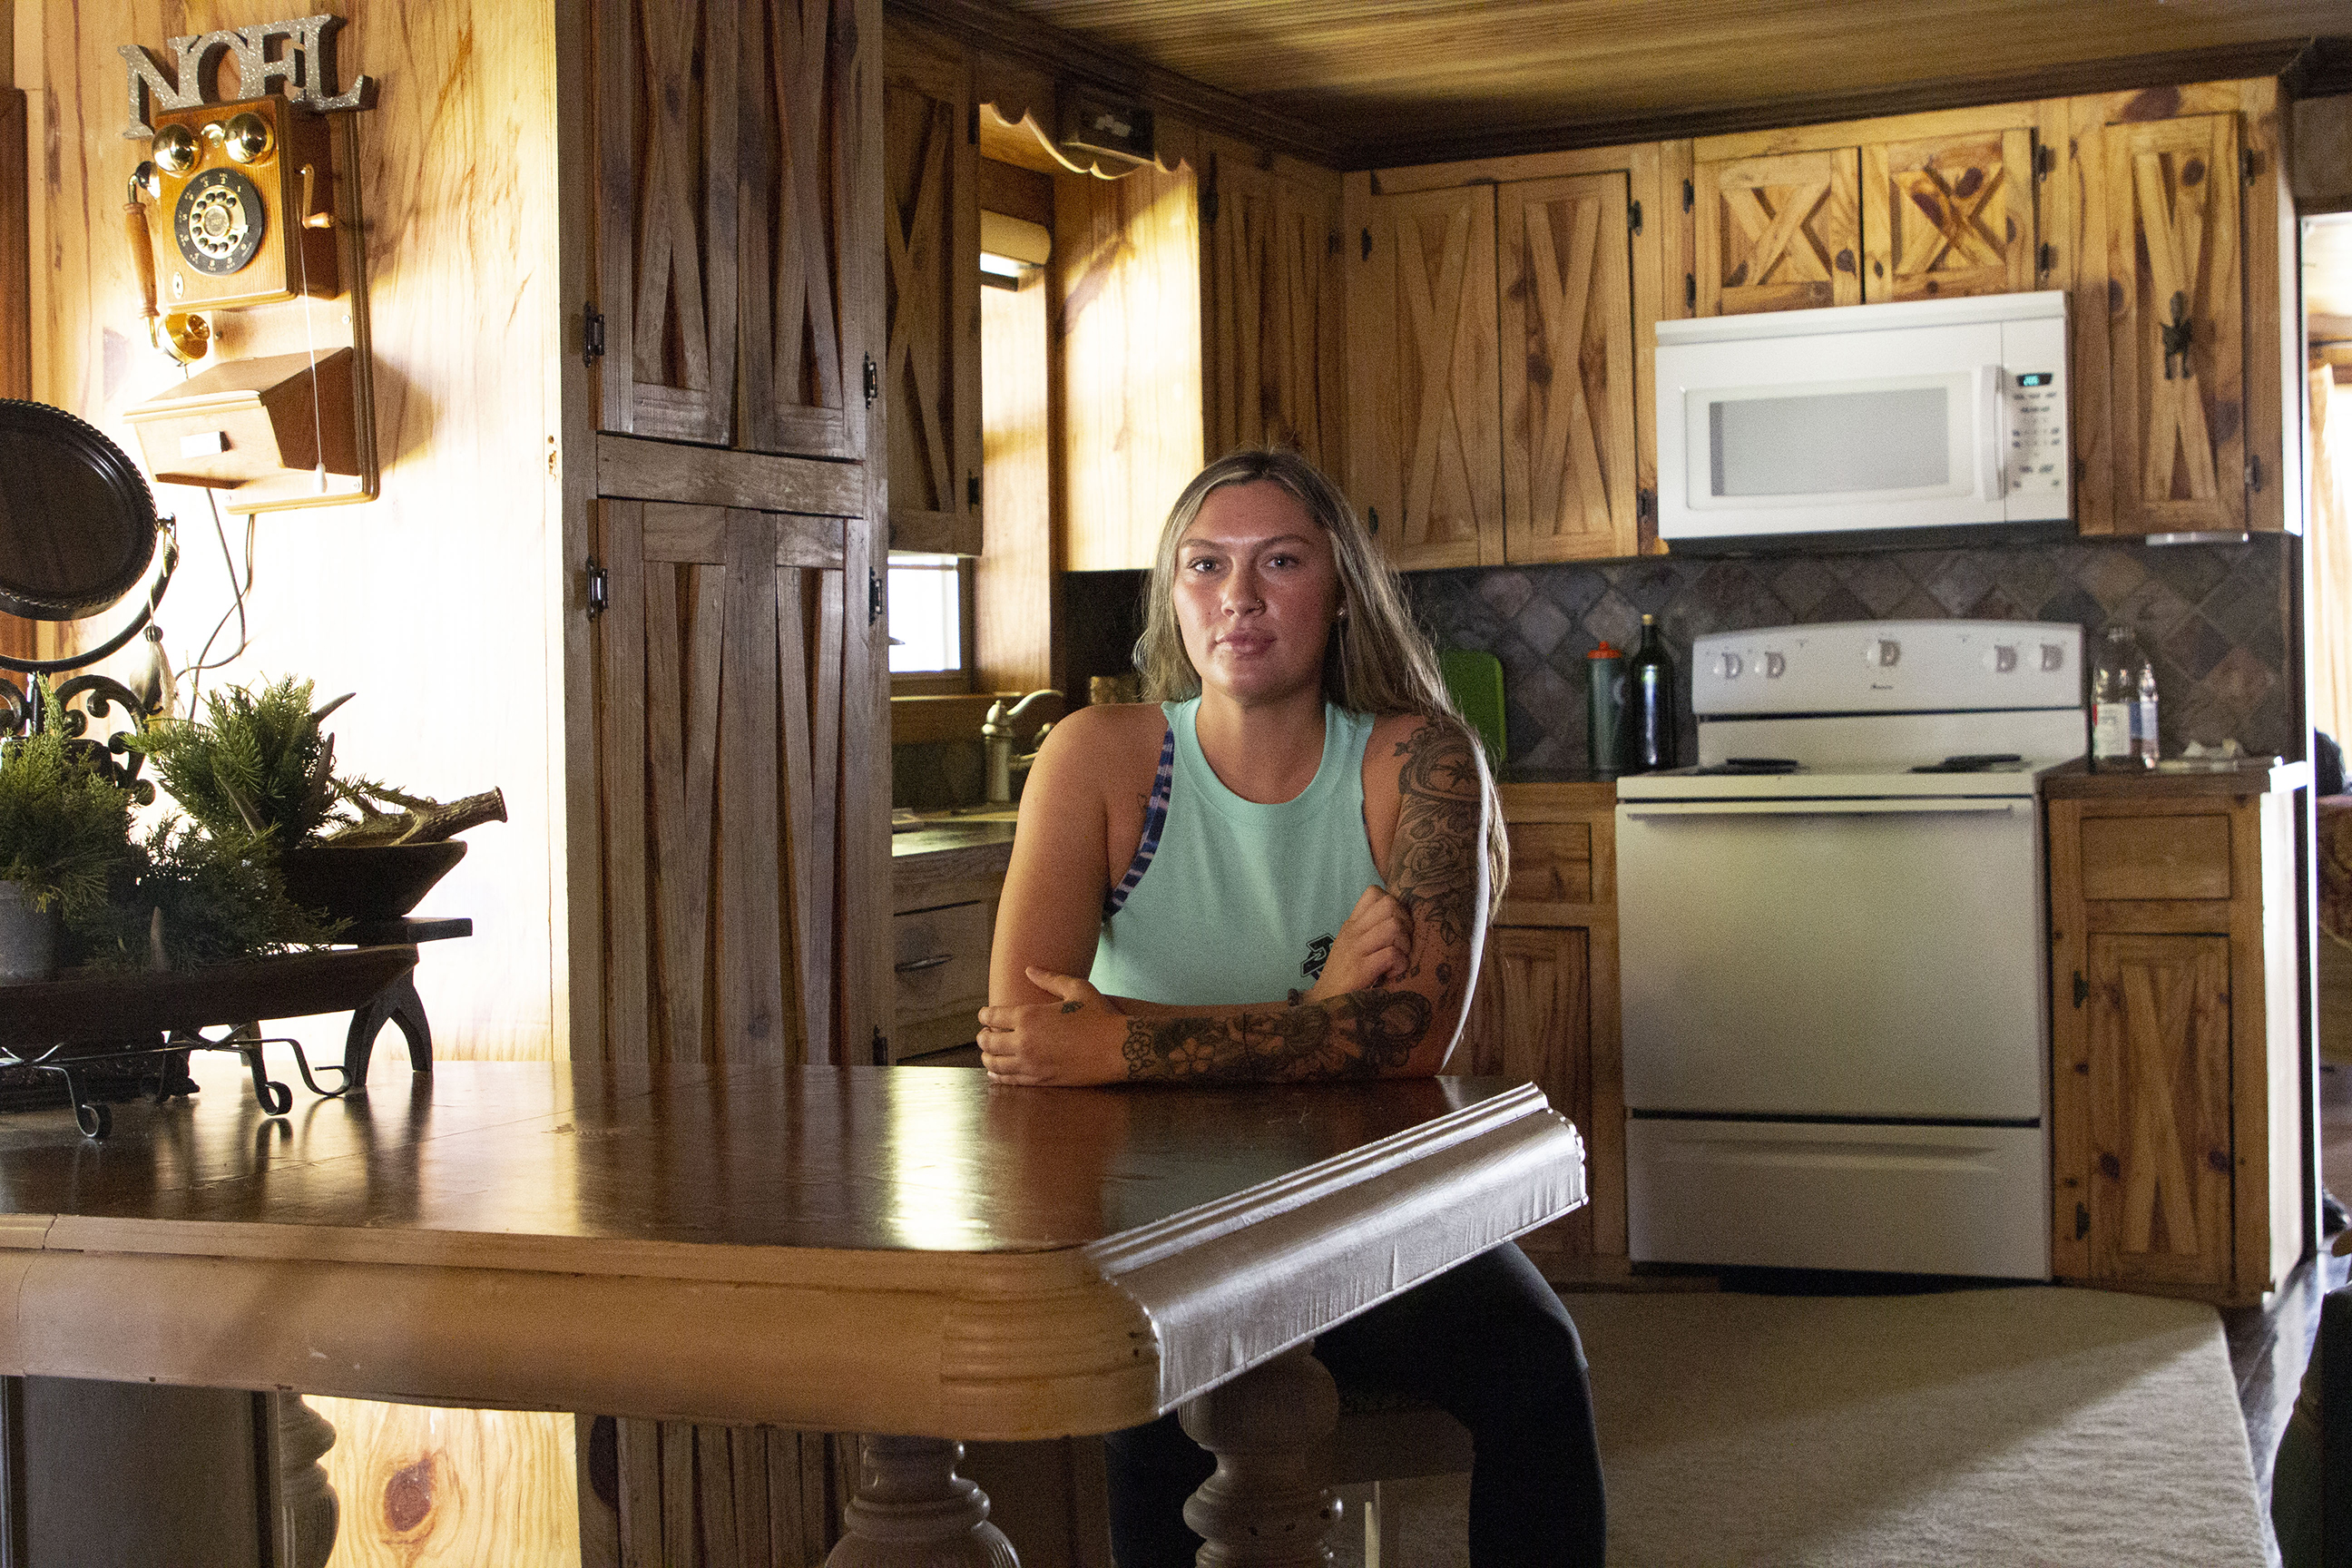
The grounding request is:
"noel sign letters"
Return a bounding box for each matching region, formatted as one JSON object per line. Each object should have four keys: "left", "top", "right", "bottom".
{"left": 118, "top": 15, "right": 370, "bottom": 137}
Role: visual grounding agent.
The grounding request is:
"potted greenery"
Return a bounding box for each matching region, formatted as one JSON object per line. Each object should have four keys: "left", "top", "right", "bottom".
{"left": 131, "top": 676, "right": 504, "bottom": 923}
{"left": 0, "top": 710, "right": 135, "bottom": 982}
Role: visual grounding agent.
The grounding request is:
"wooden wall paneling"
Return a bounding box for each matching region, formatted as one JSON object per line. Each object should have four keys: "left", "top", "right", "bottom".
{"left": 2085, "top": 931, "right": 2234, "bottom": 1288}
{"left": 2102, "top": 112, "right": 2245, "bottom": 535}
{"left": 740, "top": 0, "right": 867, "bottom": 460}
{"left": 883, "top": 20, "right": 980, "bottom": 554}
{"left": 975, "top": 266, "right": 1056, "bottom": 694}
{"left": 1691, "top": 149, "right": 1861, "bottom": 315}
{"left": 1054, "top": 157, "right": 1205, "bottom": 573}
{"left": 306, "top": 1399, "right": 579, "bottom": 1568}
{"left": 1497, "top": 172, "right": 1639, "bottom": 564}
{"left": 1859, "top": 127, "right": 2037, "bottom": 302}
{"left": 596, "top": 0, "right": 741, "bottom": 446}
{"left": 1362, "top": 183, "right": 1501, "bottom": 569}
{"left": 0, "top": 87, "right": 24, "bottom": 401}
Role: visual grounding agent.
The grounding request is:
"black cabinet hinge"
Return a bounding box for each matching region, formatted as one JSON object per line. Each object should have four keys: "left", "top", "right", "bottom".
{"left": 1201, "top": 178, "right": 1219, "bottom": 226}
{"left": 868, "top": 569, "right": 884, "bottom": 626}
{"left": 872, "top": 1026, "right": 889, "bottom": 1065}
{"left": 1366, "top": 505, "right": 1379, "bottom": 537}
{"left": 583, "top": 303, "right": 605, "bottom": 368}
{"left": 2247, "top": 455, "right": 2264, "bottom": 492}
{"left": 968, "top": 103, "right": 980, "bottom": 145}
{"left": 2035, "top": 142, "right": 2055, "bottom": 181}
{"left": 2072, "top": 971, "right": 2088, "bottom": 1007}
{"left": 1685, "top": 273, "right": 1697, "bottom": 310}
{"left": 2241, "top": 148, "right": 2257, "bottom": 185}
{"left": 2037, "top": 242, "right": 2056, "bottom": 275}
{"left": 2074, "top": 1201, "right": 2090, "bottom": 1240}
{"left": 1362, "top": 227, "right": 1373, "bottom": 262}
{"left": 585, "top": 558, "right": 608, "bottom": 619}
{"left": 863, "top": 353, "right": 877, "bottom": 407}
{"left": 967, "top": 473, "right": 981, "bottom": 508}
{"left": 1636, "top": 487, "right": 1656, "bottom": 524}
{"left": 1681, "top": 178, "right": 1694, "bottom": 211}
{"left": 1628, "top": 200, "right": 1642, "bottom": 234}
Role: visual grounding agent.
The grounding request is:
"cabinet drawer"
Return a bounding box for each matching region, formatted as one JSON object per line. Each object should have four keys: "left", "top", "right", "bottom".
{"left": 2079, "top": 814, "right": 2231, "bottom": 902}
{"left": 1502, "top": 822, "right": 1593, "bottom": 908}
{"left": 892, "top": 902, "right": 993, "bottom": 1024}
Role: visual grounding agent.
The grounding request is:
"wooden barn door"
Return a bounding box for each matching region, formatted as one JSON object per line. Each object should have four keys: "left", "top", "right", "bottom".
{"left": 593, "top": 501, "right": 846, "bottom": 1069}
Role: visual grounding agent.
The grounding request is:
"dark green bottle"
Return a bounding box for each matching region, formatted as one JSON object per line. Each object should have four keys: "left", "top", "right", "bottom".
{"left": 1620, "top": 613, "right": 1676, "bottom": 773}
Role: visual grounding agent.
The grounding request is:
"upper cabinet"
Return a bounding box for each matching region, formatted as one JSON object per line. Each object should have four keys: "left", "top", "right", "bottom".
{"left": 593, "top": 0, "right": 873, "bottom": 459}
{"left": 1691, "top": 149, "right": 1862, "bottom": 314}
{"left": 1345, "top": 146, "right": 1662, "bottom": 572}
{"left": 882, "top": 21, "right": 982, "bottom": 554}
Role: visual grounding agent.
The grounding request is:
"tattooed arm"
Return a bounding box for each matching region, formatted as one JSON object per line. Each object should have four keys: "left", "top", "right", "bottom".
{"left": 977, "top": 716, "right": 1492, "bottom": 1086}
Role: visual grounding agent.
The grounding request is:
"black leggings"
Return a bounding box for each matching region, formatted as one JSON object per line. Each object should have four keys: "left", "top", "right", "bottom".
{"left": 1102, "top": 1242, "right": 1607, "bottom": 1567}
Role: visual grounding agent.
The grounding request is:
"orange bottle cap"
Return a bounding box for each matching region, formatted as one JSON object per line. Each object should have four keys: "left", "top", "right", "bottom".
{"left": 1589, "top": 642, "right": 1623, "bottom": 659}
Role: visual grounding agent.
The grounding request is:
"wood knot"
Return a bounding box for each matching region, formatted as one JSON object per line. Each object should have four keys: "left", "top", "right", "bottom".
{"left": 1954, "top": 166, "right": 1985, "bottom": 200}
{"left": 384, "top": 1452, "right": 437, "bottom": 1536}
{"left": 1833, "top": 249, "right": 1855, "bottom": 275}
{"left": 2208, "top": 1150, "right": 2231, "bottom": 1173}
{"left": 2099, "top": 1152, "right": 2122, "bottom": 1179}
{"left": 2180, "top": 157, "right": 2206, "bottom": 188}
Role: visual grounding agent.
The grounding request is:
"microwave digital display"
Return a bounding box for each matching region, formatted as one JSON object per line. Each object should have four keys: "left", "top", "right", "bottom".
{"left": 1710, "top": 387, "right": 1953, "bottom": 498}
{"left": 2016, "top": 372, "right": 2053, "bottom": 387}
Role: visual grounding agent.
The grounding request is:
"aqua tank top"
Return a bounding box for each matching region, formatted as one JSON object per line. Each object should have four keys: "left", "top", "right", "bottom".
{"left": 1089, "top": 700, "right": 1384, "bottom": 1006}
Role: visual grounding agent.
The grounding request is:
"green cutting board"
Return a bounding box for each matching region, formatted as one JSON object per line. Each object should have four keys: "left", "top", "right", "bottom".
{"left": 1439, "top": 649, "right": 1507, "bottom": 766}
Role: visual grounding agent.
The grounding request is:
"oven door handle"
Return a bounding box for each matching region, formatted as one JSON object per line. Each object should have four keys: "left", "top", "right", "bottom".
{"left": 1620, "top": 799, "right": 2025, "bottom": 818}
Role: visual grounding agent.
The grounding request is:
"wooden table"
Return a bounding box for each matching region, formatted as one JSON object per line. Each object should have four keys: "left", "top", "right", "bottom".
{"left": 0, "top": 1058, "right": 1583, "bottom": 1564}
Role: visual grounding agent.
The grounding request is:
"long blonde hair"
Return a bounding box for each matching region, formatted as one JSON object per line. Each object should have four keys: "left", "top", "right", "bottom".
{"left": 1133, "top": 448, "right": 1508, "bottom": 908}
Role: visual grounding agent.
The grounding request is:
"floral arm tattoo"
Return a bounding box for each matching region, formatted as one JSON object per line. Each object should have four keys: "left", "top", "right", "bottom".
{"left": 1119, "top": 721, "right": 1484, "bottom": 1083}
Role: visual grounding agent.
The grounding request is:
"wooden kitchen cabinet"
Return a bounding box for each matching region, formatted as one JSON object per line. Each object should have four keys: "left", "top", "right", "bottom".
{"left": 1458, "top": 783, "right": 1624, "bottom": 1274}
{"left": 2044, "top": 765, "right": 2310, "bottom": 1307}
{"left": 593, "top": 0, "right": 876, "bottom": 459}
{"left": 1344, "top": 144, "right": 1663, "bottom": 571}
{"left": 883, "top": 18, "right": 983, "bottom": 554}
{"left": 1202, "top": 150, "right": 1347, "bottom": 475}
{"left": 888, "top": 827, "right": 1017, "bottom": 1062}
{"left": 1690, "top": 148, "right": 1862, "bottom": 315}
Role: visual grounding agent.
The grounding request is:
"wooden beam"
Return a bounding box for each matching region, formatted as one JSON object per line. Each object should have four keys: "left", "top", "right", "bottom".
{"left": 0, "top": 88, "right": 26, "bottom": 403}
{"left": 595, "top": 432, "right": 866, "bottom": 517}
{"left": 886, "top": 0, "right": 1342, "bottom": 167}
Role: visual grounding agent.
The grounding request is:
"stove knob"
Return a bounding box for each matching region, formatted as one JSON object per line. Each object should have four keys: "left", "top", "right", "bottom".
{"left": 1984, "top": 643, "right": 2019, "bottom": 673}
{"left": 1714, "top": 652, "right": 1743, "bottom": 680}
{"left": 1863, "top": 638, "right": 1900, "bottom": 668}
{"left": 2040, "top": 642, "right": 2067, "bottom": 672}
{"left": 1763, "top": 652, "right": 1786, "bottom": 678}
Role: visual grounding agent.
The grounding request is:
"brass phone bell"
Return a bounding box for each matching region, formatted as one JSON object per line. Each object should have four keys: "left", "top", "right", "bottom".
{"left": 151, "top": 123, "right": 197, "bottom": 175}
{"left": 220, "top": 113, "right": 273, "bottom": 165}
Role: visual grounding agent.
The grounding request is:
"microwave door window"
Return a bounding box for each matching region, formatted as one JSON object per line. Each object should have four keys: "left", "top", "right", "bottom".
{"left": 1691, "top": 377, "right": 1974, "bottom": 508}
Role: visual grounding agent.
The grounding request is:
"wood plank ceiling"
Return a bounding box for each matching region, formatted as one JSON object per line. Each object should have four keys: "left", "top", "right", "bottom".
{"left": 957, "top": 0, "right": 2351, "bottom": 167}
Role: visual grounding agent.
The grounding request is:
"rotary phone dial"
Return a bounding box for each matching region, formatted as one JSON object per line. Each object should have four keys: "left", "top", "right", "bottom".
{"left": 126, "top": 96, "right": 337, "bottom": 362}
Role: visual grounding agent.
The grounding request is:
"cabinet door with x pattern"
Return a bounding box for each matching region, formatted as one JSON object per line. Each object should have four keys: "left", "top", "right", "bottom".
{"left": 1691, "top": 149, "right": 1862, "bottom": 316}
{"left": 1860, "top": 128, "right": 2038, "bottom": 303}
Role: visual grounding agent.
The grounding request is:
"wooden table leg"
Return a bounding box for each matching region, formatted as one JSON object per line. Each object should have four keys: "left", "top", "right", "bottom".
{"left": 824, "top": 1435, "right": 1018, "bottom": 1567}
{"left": 344, "top": 971, "right": 435, "bottom": 1087}
{"left": 1179, "top": 1346, "right": 1343, "bottom": 1567}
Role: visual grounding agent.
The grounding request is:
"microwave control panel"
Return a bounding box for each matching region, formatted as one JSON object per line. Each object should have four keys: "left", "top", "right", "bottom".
{"left": 2005, "top": 369, "right": 2066, "bottom": 500}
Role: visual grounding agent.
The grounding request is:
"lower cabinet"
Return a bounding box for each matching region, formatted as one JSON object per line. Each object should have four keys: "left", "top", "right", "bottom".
{"left": 890, "top": 833, "right": 1015, "bottom": 1063}
{"left": 1459, "top": 783, "right": 1623, "bottom": 1275}
{"left": 2046, "top": 770, "right": 2309, "bottom": 1305}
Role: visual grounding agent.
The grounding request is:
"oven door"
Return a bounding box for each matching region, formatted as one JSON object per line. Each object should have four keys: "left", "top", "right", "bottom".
{"left": 1615, "top": 796, "right": 2046, "bottom": 1121}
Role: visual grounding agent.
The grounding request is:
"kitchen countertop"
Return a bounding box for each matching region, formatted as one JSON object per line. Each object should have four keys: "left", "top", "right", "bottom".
{"left": 892, "top": 814, "right": 1018, "bottom": 859}
{"left": 2041, "top": 757, "right": 2312, "bottom": 799}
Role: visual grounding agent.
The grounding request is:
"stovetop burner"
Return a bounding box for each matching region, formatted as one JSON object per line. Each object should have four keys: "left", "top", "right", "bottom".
{"left": 1690, "top": 757, "right": 1803, "bottom": 776}
{"left": 1909, "top": 753, "right": 2025, "bottom": 774}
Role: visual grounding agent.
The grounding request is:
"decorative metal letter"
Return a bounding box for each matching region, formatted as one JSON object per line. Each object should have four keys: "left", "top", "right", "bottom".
{"left": 120, "top": 15, "right": 372, "bottom": 137}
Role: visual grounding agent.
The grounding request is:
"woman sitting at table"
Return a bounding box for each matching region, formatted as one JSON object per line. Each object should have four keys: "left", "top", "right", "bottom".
{"left": 976, "top": 448, "right": 1606, "bottom": 1568}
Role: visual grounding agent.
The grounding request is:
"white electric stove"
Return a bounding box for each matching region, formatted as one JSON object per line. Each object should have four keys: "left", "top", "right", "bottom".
{"left": 1615, "top": 620, "right": 2084, "bottom": 1279}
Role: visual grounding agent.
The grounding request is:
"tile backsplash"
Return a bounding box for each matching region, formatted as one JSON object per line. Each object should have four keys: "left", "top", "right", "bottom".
{"left": 1406, "top": 537, "right": 2296, "bottom": 771}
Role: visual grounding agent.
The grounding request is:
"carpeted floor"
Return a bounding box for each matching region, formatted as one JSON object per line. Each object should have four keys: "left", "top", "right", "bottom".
{"left": 1330, "top": 1286, "right": 2267, "bottom": 1567}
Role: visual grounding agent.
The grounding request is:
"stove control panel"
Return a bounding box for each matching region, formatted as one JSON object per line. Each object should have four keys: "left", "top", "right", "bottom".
{"left": 1690, "top": 620, "right": 2082, "bottom": 717}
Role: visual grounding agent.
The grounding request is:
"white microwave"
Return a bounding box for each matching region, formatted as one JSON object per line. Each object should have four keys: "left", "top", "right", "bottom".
{"left": 1655, "top": 290, "right": 2070, "bottom": 552}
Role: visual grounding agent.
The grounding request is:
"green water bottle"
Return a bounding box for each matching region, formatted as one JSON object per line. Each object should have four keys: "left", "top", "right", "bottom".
{"left": 1587, "top": 640, "right": 1627, "bottom": 779}
{"left": 1620, "top": 614, "right": 1676, "bottom": 774}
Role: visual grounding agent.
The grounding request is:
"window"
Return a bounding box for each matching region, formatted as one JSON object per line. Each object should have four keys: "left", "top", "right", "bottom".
{"left": 888, "top": 554, "right": 972, "bottom": 694}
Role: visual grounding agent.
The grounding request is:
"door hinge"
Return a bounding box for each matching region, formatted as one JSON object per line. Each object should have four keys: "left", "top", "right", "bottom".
{"left": 2035, "top": 142, "right": 2055, "bottom": 181}
{"left": 872, "top": 1026, "right": 889, "bottom": 1065}
{"left": 1636, "top": 487, "right": 1656, "bottom": 524}
{"left": 863, "top": 353, "right": 878, "bottom": 407}
{"left": 1366, "top": 505, "right": 1379, "bottom": 537}
{"left": 583, "top": 302, "right": 605, "bottom": 368}
{"left": 968, "top": 473, "right": 982, "bottom": 508}
{"left": 1201, "top": 181, "right": 1219, "bottom": 226}
{"left": 2247, "top": 455, "right": 2264, "bottom": 492}
{"left": 867, "top": 569, "right": 884, "bottom": 626}
{"left": 2241, "top": 148, "right": 2257, "bottom": 185}
{"left": 2073, "top": 971, "right": 2088, "bottom": 1007}
{"left": 1628, "top": 200, "right": 1642, "bottom": 235}
{"left": 2037, "top": 241, "right": 2056, "bottom": 275}
{"left": 2074, "top": 1201, "right": 2090, "bottom": 1240}
{"left": 1361, "top": 227, "right": 1373, "bottom": 262}
{"left": 1681, "top": 178, "right": 1694, "bottom": 211}
{"left": 968, "top": 103, "right": 980, "bottom": 145}
{"left": 584, "top": 558, "right": 609, "bottom": 619}
{"left": 1685, "top": 272, "right": 1697, "bottom": 310}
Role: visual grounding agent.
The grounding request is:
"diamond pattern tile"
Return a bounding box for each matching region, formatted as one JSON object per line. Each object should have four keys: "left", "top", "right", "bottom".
{"left": 1406, "top": 536, "right": 2292, "bottom": 769}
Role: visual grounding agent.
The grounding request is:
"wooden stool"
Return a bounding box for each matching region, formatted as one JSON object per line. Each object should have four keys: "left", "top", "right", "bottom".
{"left": 1322, "top": 1392, "right": 1474, "bottom": 1567}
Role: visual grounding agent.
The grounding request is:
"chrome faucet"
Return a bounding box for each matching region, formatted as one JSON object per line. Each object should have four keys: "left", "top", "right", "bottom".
{"left": 981, "top": 690, "right": 1059, "bottom": 806}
